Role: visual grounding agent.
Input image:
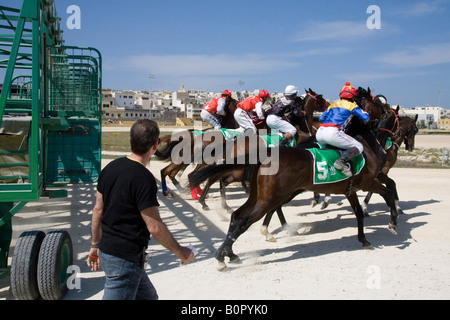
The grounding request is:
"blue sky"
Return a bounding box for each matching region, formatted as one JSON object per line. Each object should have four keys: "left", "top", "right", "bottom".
{"left": 5, "top": 0, "right": 450, "bottom": 108}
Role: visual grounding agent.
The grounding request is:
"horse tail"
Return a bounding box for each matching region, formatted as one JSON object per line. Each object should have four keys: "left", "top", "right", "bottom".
{"left": 155, "top": 134, "right": 187, "bottom": 161}
{"left": 154, "top": 136, "right": 173, "bottom": 160}
{"left": 189, "top": 163, "right": 248, "bottom": 188}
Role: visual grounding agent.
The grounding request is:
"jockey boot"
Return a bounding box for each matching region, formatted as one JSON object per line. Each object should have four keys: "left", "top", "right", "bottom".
{"left": 279, "top": 136, "right": 289, "bottom": 146}
{"left": 334, "top": 147, "right": 360, "bottom": 177}
{"left": 279, "top": 135, "right": 293, "bottom": 146}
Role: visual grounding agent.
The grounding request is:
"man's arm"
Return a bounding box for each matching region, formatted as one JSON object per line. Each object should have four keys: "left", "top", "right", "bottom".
{"left": 87, "top": 191, "right": 103, "bottom": 271}
{"left": 141, "top": 206, "right": 194, "bottom": 265}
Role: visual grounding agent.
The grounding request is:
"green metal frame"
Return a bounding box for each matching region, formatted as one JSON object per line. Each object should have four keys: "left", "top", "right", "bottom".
{"left": 0, "top": 0, "right": 102, "bottom": 278}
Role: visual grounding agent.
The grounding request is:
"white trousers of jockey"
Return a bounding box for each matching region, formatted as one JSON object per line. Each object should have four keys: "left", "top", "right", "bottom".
{"left": 266, "top": 85, "right": 299, "bottom": 140}
{"left": 266, "top": 114, "right": 297, "bottom": 137}
{"left": 234, "top": 108, "right": 257, "bottom": 133}
{"left": 201, "top": 109, "right": 221, "bottom": 130}
{"left": 315, "top": 126, "right": 364, "bottom": 153}
{"left": 234, "top": 90, "right": 269, "bottom": 134}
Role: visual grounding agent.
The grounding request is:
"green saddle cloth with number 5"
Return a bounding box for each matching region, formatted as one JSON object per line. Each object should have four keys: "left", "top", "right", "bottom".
{"left": 307, "top": 147, "right": 365, "bottom": 184}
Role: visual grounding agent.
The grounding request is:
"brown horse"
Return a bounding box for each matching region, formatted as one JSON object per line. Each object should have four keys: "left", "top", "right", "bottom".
{"left": 301, "top": 88, "right": 330, "bottom": 138}
{"left": 155, "top": 98, "right": 239, "bottom": 197}
{"left": 260, "top": 106, "right": 400, "bottom": 241}
{"left": 362, "top": 113, "right": 419, "bottom": 216}
{"left": 189, "top": 108, "right": 400, "bottom": 271}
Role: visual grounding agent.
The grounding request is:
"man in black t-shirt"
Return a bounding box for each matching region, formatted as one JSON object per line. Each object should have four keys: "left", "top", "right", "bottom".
{"left": 87, "top": 119, "right": 194, "bottom": 300}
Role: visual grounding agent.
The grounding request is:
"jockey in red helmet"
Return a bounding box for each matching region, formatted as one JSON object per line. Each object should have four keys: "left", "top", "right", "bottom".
{"left": 201, "top": 90, "right": 232, "bottom": 130}
{"left": 316, "top": 82, "right": 370, "bottom": 177}
{"left": 234, "top": 90, "right": 270, "bottom": 133}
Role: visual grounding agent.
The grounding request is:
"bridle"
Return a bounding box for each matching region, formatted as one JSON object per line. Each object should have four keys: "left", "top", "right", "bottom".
{"left": 378, "top": 108, "right": 399, "bottom": 136}
{"left": 306, "top": 92, "right": 328, "bottom": 112}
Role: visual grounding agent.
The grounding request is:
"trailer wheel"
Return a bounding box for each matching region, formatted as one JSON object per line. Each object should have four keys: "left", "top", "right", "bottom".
{"left": 37, "top": 230, "right": 73, "bottom": 300}
{"left": 10, "top": 230, "right": 46, "bottom": 300}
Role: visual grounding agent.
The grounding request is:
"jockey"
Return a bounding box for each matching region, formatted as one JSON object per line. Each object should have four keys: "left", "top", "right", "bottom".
{"left": 234, "top": 90, "right": 270, "bottom": 133}
{"left": 316, "top": 82, "right": 370, "bottom": 177}
{"left": 201, "top": 90, "right": 232, "bottom": 130}
{"left": 266, "top": 85, "right": 302, "bottom": 146}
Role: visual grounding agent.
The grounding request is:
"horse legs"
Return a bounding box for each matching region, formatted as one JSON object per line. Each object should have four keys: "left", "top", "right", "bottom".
{"left": 219, "top": 179, "right": 233, "bottom": 213}
{"left": 373, "top": 173, "right": 400, "bottom": 234}
{"left": 362, "top": 192, "right": 373, "bottom": 217}
{"left": 215, "top": 200, "right": 274, "bottom": 271}
{"left": 161, "top": 163, "right": 183, "bottom": 196}
{"left": 196, "top": 176, "right": 214, "bottom": 211}
{"left": 362, "top": 175, "right": 402, "bottom": 217}
{"left": 311, "top": 192, "right": 320, "bottom": 207}
{"left": 187, "top": 164, "right": 206, "bottom": 200}
{"left": 321, "top": 194, "right": 332, "bottom": 209}
{"left": 311, "top": 193, "right": 332, "bottom": 209}
{"left": 260, "top": 206, "right": 297, "bottom": 242}
{"left": 378, "top": 172, "right": 403, "bottom": 215}
{"left": 260, "top": 210, "right": 276, "bottom": 242}
{"left": 346, "top": 192, "right": 373, "bottom": 249}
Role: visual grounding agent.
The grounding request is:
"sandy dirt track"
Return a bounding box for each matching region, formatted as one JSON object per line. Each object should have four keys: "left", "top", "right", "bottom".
{"left": 1, "top": 153, "right": 449, "bottom": 300}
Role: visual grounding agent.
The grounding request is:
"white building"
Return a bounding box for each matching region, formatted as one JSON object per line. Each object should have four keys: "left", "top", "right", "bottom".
{"left": 402, "top": 106, "right": 441, "bottom": 127}
{"left": 114, "top": 90, "right": 137, "bottom": 109}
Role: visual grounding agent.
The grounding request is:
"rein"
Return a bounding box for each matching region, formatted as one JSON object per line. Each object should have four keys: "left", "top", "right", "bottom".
{"left": 378, "top": 108, "right": 399, "bottom": 136}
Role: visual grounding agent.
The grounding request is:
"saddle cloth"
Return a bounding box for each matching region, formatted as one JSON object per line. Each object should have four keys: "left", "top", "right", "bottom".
{"left": 307, "top": 146, "right": 365, "bottom": 184}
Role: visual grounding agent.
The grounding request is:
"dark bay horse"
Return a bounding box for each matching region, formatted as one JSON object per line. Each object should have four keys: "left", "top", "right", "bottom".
{"left": 300, "top": 88, "right": 330, "bottom": 138}
{"left": 362, "top": 114, "right": 419, "bottom": 216}
{"left": 189, "top": 110, "right": 400, "bottom": 271}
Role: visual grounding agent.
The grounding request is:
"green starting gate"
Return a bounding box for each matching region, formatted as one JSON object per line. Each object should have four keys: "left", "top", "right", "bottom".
{"left": 0, "top": 0, "right": 102, "bottom": 299}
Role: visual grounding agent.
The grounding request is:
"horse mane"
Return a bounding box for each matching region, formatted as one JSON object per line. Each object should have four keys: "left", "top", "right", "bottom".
{"left": 221, "top": 98, "right": 239, "bottom": 129}
{"left": 345, "top": 116, "right": 380, "bottom": 154}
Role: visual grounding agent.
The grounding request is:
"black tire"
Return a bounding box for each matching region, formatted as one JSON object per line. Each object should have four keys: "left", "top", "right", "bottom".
{"left": 37, "top": 230, "right": 73, "bottom": 300}
{"left": 10, "top": 230, "right": 46, "bottom": 300}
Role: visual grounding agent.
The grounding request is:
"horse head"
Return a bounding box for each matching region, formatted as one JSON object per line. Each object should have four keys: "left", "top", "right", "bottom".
{"left": 221, "top": 98, "right": 239, "bottom": 129}
{"left": 403, "top": 113, "right": 419, "bottom": 151}
{"left": 304, "top": 88, "right": 329, "bottom": 113}
{"left": 375, "top": 105, "right": 400, "bottom": 149}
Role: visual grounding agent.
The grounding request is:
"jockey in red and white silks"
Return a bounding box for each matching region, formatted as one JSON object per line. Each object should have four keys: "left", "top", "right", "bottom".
{"left": 234, "top": 90, "right": 270, "bottom": 133}
{"left": 201, "top": 90, "right": 232, "bottom": 130}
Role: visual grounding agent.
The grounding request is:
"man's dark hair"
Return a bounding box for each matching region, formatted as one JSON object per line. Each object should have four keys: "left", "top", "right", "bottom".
{"left": 130, "top": 119, "right": 160, "bottom": 155}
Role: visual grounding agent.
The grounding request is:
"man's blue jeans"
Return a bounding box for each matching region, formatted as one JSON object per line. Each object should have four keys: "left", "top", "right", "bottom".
{"left": 99, "top": 250, "right": 158, "bottom": 300}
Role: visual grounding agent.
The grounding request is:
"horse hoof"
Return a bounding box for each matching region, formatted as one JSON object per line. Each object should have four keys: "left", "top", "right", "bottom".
{"left": 229, "top": 255, "right": 242, "bottom": 264}
{"left": 217, "top": 261, "right": 228, "bottom": 272}
{"left": 363, "top": 242, "right": 374, "bottom": 250}
{"left": 311, "top": 200, "right": 318, "bottom": 208}
{"left": 321, "top": 202, "right": 329, "bottom": 210}
{"left": 223, "top": 206, "right": 233, "bottom": 213}
{"left": 388, "top": 224, "right": 398, "bottom": 235}
{"left": 202, "top": 205, "right": 210, "bottom": 211}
